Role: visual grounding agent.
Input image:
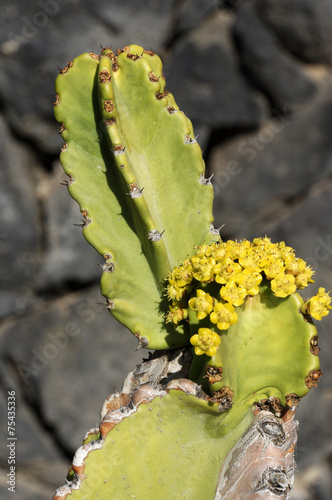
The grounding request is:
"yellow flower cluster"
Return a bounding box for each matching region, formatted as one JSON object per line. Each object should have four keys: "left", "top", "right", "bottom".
{"left": 302, "top": 287, "right": 332, "bottom": 321}
{"left": 164, "top": 237, "right": 328, "bottom": 357}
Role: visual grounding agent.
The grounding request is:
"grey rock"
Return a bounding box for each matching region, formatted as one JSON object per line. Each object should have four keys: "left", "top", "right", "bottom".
{"left": 173, "top": 0, "right": 216, "bottom": 34}
{"left": 0, "top": 379, "right": 65, "bottom": 465}
{"left": 164, "top": 11, "right": 265, "bottom": 129}
{"left": 0, "top": 371, "right": 68, "bottom": 498}
{"left": 0, "top": 0, "right": 177, "bottom": 153}
{"left": 254, "top": 182, "right": 332, "bottom": 290}
{"left": 233, "top": 1, "right": 317, "bottom": 110}
{"left": 87, "top": 0, "right": 177, "bottom": 48}
{"left": 290, "top": 459, "right": 332, "bottom": 499}
{"left": 256, "top": 0, "right": 332, "bottom": 65}
{"left": 0, "top": 288, "right": 36, "bottom": 319}
{"left": 250, "top": 182, "right": 332, "bottom": 469}
{"left": 3, "top": 285, "right": 146, "bottom": 453}
{"left": 36, "top": 161, "right": 103, "bottom": 290}
{"left": 0, "top": 114, "right": 41, "bottom": 317}
{"left": 211, "top": 78, "right": 332, "bottom": 236}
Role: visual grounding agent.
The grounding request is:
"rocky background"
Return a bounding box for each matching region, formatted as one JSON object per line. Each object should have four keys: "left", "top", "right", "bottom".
{"left": 1, "top": 0, "right": 332, "bottom": 498}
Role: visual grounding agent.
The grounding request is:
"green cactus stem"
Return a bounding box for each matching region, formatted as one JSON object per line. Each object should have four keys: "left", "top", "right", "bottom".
{"left": 53, "top": 45, "right": 331, "bottom": 499}
{"left": 53, "top": 350, "right": 298, "bottom": 499}
{"left": 165, "top": 236, "right": 325, "bottom": 426}
{"left": 54, "top": 46, "right": 218, "bottom": 350}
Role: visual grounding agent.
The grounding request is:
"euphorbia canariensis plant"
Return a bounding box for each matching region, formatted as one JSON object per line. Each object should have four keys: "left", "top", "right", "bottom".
{"left": 52, "top": 45, "right": 331, "bottom": 499}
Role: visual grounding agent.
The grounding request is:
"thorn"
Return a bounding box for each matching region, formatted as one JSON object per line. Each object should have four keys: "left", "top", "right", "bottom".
{"left": 73, "top": 221, "right": 84, "bottom": 228}
{"left": 113, "top": 145, "right": 125, "bottom": 156}
{"left": 98, "top": 261, "right": 115, "bottom": 273}
{"left": 127, "top": 182, "right": 143, "bottom": 198}
{"left": 134, "top": 332, "right": 149, "bottom": 349}
{"left": 143, "top": 49, "right": 156, "bottom": 57}
{"left": 209, "top": 223, "right": 224, "bottom": 235}
{"left": 98, "top": 297, "right": 115, "bottom": 310}
{"left": 184, "top": 134, "right": 198, "bottom": 145}
{"left": 148, "top": 229, "right": 165, "bottom": 242}
{"left": 99, "top": 253, "right": 115, "bottom": 273}
{"left": 73, "top": 216, "right": 91, "bottom": 229}
{"left": 199, "top": 173, "right": 213, "bottom": 185}
{"left": 58, "top": 61, "right": 73, "bottom": 74}
{"left": 60, "top": 174, "right": 74, "bottom": 187}
{"left": 105, "top": 298, "right": 115, "bottom": 310}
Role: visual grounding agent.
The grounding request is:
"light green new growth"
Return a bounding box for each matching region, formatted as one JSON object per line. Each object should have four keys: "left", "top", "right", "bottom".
{"left": 54, "top": 46, "right": 218, "bottom": 349}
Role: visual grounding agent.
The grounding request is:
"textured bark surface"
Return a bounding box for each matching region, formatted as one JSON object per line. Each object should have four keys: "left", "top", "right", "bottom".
{"left": 215, "top": 409, "right": 297, "bottom": 499}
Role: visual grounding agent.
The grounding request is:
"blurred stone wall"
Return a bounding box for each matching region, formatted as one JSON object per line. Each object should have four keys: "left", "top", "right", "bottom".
{"left": 0, "top": 1, "right": 332, "bottom": 498}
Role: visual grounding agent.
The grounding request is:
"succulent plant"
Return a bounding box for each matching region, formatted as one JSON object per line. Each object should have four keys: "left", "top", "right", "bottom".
{"left": 53, "top": 45, "right": 331, "bottom": 499}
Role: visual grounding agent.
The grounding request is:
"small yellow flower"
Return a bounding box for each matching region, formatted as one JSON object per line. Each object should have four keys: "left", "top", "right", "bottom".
{"left": 214, "top": 259, "right": 242, "bottom": 285}
{"left": 191, "top": 256, "right": 216, "bottom": 282}
{"left": 278, "top": 241, "right": 295, "bottom": 260}
{"left": 219, "top": 280, "right": 247, "bottom": 306}
{"left": 195, "top": 244, "right": 212, "bottom": 258}
{"left": 167, "top": 281, "right": 192, "bottom": 302}
{"left": 224, "top": 240, "right": 242, "bottom": 260}
{"left": 235, "top": 268, "right": 262, "bottom": 296}
{"left": 253, "top": 236, "right": 272, "bottom": 247}
{"left": 166, "top": 304, "right": 188, "bottom": 325}
{"left": 251, "top": 247, "right": 270, "bottom": 269}
{"left": 284, "top": 256, "right": 306, "bottom": 276}
{"left": 263, "top": 258, "right": 285, "bottom": 280}
{"left": 238, "top": 249, "right": 261, "bottom": 270}
{"left": 303, "top": 287, "right": 332, "bottom": 320}
{"left": 188, "top": 289, "right": 214, "bottom": 320}
{"left": 253, "top": 237, "right": 280, "bottom": 260}
{"left": 210, "top": 243, "right": 227, "bottom": 262}
{"left": 190, "top": 328, "right": 221, "bottom": 356}
{"left": 294, "top": 266, "right": 315, "bottom": 289}
{"left": 169, "top": 259, "right": 193, "bottom": 287}
{"left": 270, "top": 273, "right": 296, "bottom": 298}
{"left": 210, "top": 302, "right": 238, "bottom": 330}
